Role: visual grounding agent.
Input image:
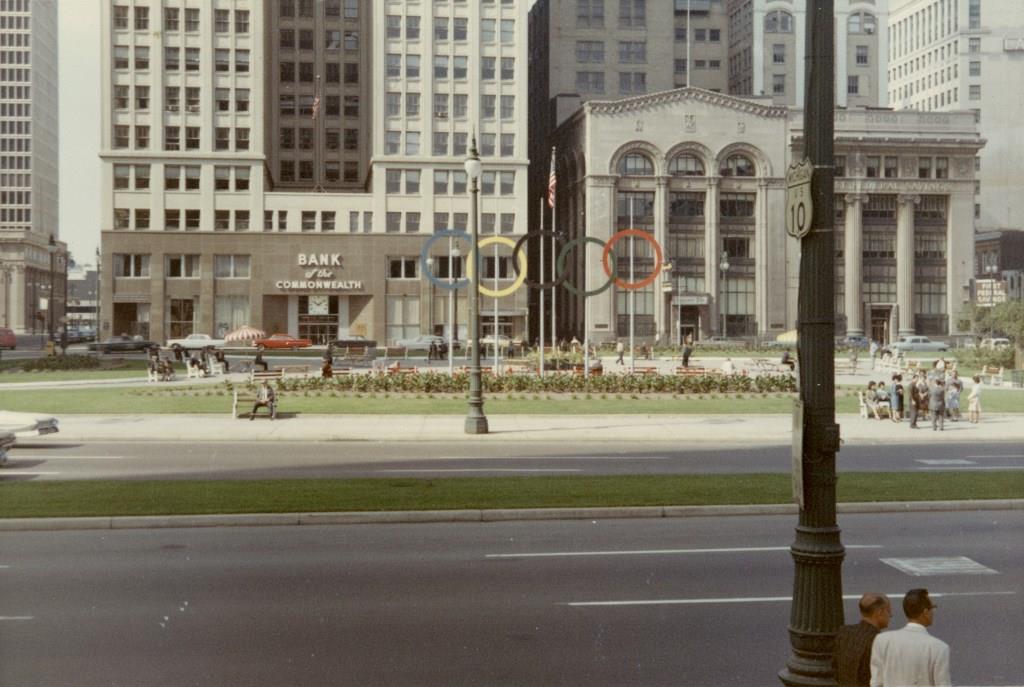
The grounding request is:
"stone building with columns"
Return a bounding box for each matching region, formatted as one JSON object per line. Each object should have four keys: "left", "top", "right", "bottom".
{"left": 550, "top": 87, "right": 982, "bottom": 345}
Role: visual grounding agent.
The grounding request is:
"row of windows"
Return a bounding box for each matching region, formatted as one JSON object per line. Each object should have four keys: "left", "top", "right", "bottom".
{"left": 616, "top": 152, "right": 754, "bottom": 177}
{"left": 111, "top": 124, "right": 250, "bottom": 151}
{"left": 0, "top": 66, "right": 28, "bottom": 81}
{"left": 279, "top": 93, "right": 360, "bottom": 118}
{"left": 114, "top": 6, "right": 250, "bottom": 34}
{"left": 114, "top": 46, "right": 251, "bottom": 73}
{"left": 0, "top": 32, "right": 29, "bottom": 47}
{"left": 0, "top": 153, "right": 30, "bottom": 170}
{"left": 575, "top": 71, "right": 646, "bottom": 95}
{"left": 113, "top": 85, "right": 252, "bottom": 113}
{"left": 115, "top": 253, "right": 250, "bottom": 279}
{"left": 387, "top": 16, "right": 514, "bottom": 44}
{"left": 0, "top": 189, "right": 29, "bottom": 205}
{"left": 279, "top": 0, "right": 360, "bottom": 20}
{"left": 673, "top": 28, "right": 723, "bottom": 43}
{"left": 278, "top": 126, "right": 358, "bottom": 151}
{"left": 577, "top": 0, "right": 646, "bottom": 29}
{"left": 834, "top": 155, "right": 948, "bottom": 180}
{"left": 114, "top": 164, "right": 254, "bottom": 192}
{"left": 0, "top": 137, "right": 30, "bottom": 152}
{"left": 0, "top": 84, "right": 28, "bottom": 100}
{"left": 277, "top": 159, "right": 359, "bottom": 183}
{"left": 385, "top": 54, "right": 515, "bottom": 81}
{"left": 674, "top": 59, "right": 722, "bottom": 74}
{"left": 0, "top": 207, "right": 30, "bottom": 223}
{"left": 0, "top": 50, "right": 31, "bottom": 65}
{"left": 280, "top": 60, "right": 359, "bottom": 83}
{"left": 279, "top": 29, "right": 359, "bottom": 52}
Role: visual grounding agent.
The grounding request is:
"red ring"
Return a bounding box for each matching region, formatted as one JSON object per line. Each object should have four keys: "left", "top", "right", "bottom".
{"left": 601, "top": 229, "right": 663, "bottom": 290}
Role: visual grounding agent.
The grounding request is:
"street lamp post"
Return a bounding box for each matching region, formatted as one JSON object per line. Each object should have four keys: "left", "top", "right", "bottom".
{"left": 464, "top": 136, "right": 488, "bottom": 434}
{"left": 47, "top": 235, "right": 57, "bottom": 344}
{"left": 719, "top": 250, "right": 730, "bottom": 337}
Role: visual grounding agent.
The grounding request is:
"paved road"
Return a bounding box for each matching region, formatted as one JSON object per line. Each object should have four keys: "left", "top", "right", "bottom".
{"left": 1, "top": 510, "right": 1020, "bottom": 686}
{"left": 4, "top": 438, "right": 1023, "bottom": 480}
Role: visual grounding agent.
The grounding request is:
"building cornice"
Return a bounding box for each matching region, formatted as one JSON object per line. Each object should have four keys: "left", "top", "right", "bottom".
{"left": 584, "top": 87, "right": 789, "bottom": 119}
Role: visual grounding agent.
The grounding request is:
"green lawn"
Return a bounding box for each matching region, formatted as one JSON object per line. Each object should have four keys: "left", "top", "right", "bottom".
{"left": 2, "top": 385, "right": 1022, "bottom": 415}
{"left": 0, "top": 472, "right": 1019, "bottom": 519}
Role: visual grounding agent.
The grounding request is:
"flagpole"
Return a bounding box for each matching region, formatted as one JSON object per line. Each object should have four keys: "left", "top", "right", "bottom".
{"left": 629, "top": 196, "right": 635, "bottom": 374}
{"left": 538, "top": 197, "right": 545, "bottom": 377}
{"left": 550, "top": 148, "right": 557, "bottom": 354}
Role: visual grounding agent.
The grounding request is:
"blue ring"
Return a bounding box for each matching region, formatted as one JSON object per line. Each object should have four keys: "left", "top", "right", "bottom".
{"left": 420, "top": 230, "right": 471, "bottom": 291}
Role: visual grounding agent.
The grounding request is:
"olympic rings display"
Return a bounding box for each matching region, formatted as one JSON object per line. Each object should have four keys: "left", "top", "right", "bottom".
{"left": 465, "top": 235, "right": 530, "bottom": 298}
{"left": 419, "top": 229, "right": 664, "bottom": 298}
{"left": 601, "top": 229, "right": 663, "bottom": 290}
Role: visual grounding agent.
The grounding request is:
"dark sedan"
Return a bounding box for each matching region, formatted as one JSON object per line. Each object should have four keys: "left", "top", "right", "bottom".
{"left": 88, "top": 335, "right": 158, "bottom": 354}
{"left": 331, "top": 335, "right": 378, "bottom": 349}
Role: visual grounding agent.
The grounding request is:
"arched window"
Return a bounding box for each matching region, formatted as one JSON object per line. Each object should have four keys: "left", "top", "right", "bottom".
{"left": 617, "top": 152, "right": 654, "bottom": 176}
{"left": 668, "top": 154, "right": 704, "bottom": 176}
{"left": 849, "top": 11, "right": 877, "bottom": 34}
{"left": 764, "top": 10, "right": 793, "bottom": 33}
{"left": 720, "top": 154, "right": 755, "bottom": 177}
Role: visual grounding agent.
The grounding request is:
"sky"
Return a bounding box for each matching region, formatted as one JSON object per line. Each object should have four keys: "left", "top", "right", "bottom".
{"left": 58, "top": 0, "right": 102, "bottom": 267}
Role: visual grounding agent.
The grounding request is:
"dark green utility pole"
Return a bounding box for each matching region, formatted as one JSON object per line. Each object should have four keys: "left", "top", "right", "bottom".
{"left": 778, "top": 1, "right": 845, "bottom": 685}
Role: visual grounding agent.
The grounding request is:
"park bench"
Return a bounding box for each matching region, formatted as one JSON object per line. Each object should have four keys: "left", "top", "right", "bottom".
{"left": 456, "top": 365, "right": 494, "bottom": 375}
{"left": 675, "top": 366, "right": 713, "bottom": 377}
{"left": 858, "top": 391, "right": 891, "bottom": 419}
{"left": 632, "top": 366, "right": 659, "bottom": 375}
{"left": 250, "top": 369, "right": 284, "bottom": 383}
{"left": 231, "top": 386, "right": 279, "bottom": 419}
{"left": 337, "top": 345, "right": 375, "bottom": 364}
{"left": 980, "top": 365, "right": 1004, "bottom": 386}
{"left": 279, "top": 365, "right": 313, "bottom": 378}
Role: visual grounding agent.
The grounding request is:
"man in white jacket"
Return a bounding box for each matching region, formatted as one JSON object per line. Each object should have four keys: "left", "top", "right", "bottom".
{"left": 870, "top": 588, "right": 951, "bottom": 687}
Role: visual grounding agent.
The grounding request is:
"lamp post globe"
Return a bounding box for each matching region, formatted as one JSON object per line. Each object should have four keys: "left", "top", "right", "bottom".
{"left": 463, "top": 136, "right": 488, "bottom": 434}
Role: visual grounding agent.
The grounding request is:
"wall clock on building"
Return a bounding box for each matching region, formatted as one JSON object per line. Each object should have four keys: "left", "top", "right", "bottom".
{"left": 309, "top": 295, "right": 329, "bottom": 315}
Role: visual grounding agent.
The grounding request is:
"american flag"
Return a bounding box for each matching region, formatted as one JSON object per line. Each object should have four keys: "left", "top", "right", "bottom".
{"left": 547, "top": 148, "right": 556, "bottom": 208}
{"left": 311, "top": 93, "right": 321, "bottom": 122}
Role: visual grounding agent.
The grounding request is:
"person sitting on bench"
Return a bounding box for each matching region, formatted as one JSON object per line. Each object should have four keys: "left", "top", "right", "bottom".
{"left": 253, "top": 350, "right": 269, "bottom": 372}
{"left": 780, "top": 348, "right": 796, "bottom": 372}
{"left": 250, "top": 380, "right": 276, "bottom": 420}
{"left": 214, "top": 348, "right": 229, "bottom": 373}
{"left": 188, "top": 353, "right": 204, "bottom": 374}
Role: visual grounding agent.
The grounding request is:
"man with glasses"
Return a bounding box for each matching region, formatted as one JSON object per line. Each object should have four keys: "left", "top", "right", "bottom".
{"left": 870, "top": 588, "right": 951, "bottom": 687}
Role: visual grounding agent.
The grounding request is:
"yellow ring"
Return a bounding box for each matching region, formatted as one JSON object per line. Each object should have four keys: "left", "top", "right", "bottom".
{"left": 466, "top": 235, "right": 529, "bottom": 298}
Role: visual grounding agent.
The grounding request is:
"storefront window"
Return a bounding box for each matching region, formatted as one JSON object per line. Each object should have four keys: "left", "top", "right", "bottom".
{"left": 167, "top": 298, "right": 195, "bottom": 338}
{"left": 386, "top": 295, "right": 420, "bottom": 344}
{"left": 214, "top": 296, "right": 250, "bottom": 338}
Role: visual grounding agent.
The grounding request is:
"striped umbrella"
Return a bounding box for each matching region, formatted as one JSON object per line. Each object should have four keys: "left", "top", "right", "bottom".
{"left": 224, "top": 325, "right": 266, "bottom": 344}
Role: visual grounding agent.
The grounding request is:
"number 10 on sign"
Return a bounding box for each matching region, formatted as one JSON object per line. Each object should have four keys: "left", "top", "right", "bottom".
{"left": 785, "top": 158, "right": 814, "bottom": 240}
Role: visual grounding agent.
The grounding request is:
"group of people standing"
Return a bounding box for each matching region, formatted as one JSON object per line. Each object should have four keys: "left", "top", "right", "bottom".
{"left": 834, "top": 589, "right": 950, "bottom": 686}
{"left": 865, "top": 360, "right": 983, "bottom": 429}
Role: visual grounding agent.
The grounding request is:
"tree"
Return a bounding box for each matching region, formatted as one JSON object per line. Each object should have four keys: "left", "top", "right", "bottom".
{"left": 986, "top": 301, "right": 1024, "bottom": 368}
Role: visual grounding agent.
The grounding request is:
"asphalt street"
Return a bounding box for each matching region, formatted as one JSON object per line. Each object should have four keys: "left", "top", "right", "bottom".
{"left": 4, "top": 438, "right": 1023, "bottom": 480}
{"left": 1, "top": 510, "right": 1020, "bottom": 686}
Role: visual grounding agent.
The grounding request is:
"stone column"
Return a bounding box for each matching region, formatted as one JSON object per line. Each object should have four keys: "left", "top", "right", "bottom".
{"left": 585, "top": 175, "right": 618, "bottom": 343}
{"left": 896, "top": 194, "right": 919, "bottom": 337}
{"left": 704, "top": 177, "right": 720, "bottom": 336}
{"left": 654, "top": 175, "right": 669, "bottom": 340}
{"left": 844, "top": 194, "right": 867, "bottom": 336}
{"left": 9, "top": 265, "right": 26, "bottom": 334}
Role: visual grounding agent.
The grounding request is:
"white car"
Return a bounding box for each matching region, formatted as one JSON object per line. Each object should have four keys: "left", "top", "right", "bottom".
{"left": 980, "top": 337, "right": 1011, "bottom": 349}
{"left": 166, "top": 333, "right": 227, "bottom": 351}
{"left": 883, "top": 336, "right": 948, "bottom": 354}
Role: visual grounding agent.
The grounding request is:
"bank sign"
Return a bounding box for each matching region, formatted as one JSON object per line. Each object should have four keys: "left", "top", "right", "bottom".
{"left": 275, "top": 253, "right": 364, "bottom": 291}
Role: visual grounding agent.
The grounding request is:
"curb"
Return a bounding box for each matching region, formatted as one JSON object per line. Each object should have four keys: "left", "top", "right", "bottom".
{"left": 0, "top": 499, "right": 1020, "bottom": 532}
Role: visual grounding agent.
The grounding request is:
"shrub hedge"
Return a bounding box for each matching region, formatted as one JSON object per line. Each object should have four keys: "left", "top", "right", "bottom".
{"left": 236, "top": 371, "right": 797, "bottom": 395}
{"left": 19, "top": 355, "right": 102, "bottom": 372}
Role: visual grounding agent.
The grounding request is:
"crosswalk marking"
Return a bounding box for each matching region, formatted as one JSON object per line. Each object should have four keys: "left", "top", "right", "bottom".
{"left": 566, "top": 590, "right": 1016, "bottom": 608}
{"left": 881, "top": 556, "right": 999, "bottom": 576}
{"left": 488, "top": 545, "right": 883, "bottom": 559}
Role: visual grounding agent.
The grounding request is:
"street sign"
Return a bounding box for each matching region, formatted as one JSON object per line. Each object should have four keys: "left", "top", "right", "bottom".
{"left": 785, "top": 158, "right": 814, "bottom": 239}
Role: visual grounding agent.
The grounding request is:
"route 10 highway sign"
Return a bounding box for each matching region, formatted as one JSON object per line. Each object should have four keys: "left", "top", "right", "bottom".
{"left": 785, "top": 158, "right": 814, "bottom": 240}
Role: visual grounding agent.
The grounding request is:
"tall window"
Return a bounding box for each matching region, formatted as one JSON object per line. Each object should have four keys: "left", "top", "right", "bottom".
{"left": 577, "top": 0, "right": 605, "bottom": 29}
{"left": 617, "top": 152, "right": 654, "bottom": 176}
{"left": 619, "top": 0, "right": 646, "bottom": 29}
{"left": 720, "top": 154, "right": 754, "bottom": 177}
{"left": 386, "top": 296, "right": 420, "bottom": 344}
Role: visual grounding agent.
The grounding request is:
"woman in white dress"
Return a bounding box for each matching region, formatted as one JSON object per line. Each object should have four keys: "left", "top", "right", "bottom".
{"left": 967, "top": 375, "right": 982, "bottom": 424}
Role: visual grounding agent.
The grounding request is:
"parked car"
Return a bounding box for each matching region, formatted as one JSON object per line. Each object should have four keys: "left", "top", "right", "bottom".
{"left": 882, "top": 336, "right": 949, "bottom": 355}
{"left": 695, "top": 336, "right": 748, "bottom": 349}
{"left": 0, "top": 327, "right": 15, "bottom": 350}
{"left": 88, "top": 335, "right": 158, "bottom": 353}
{"left": 0, "top": 410, "right": 60, "bottom": 438}
{"left": 395, "top": 334, "right": 458, "bottom": 353}
{"left": 64, "top": 328, "right": 96, "bottom": 344}
{"left": 980, "top": 337, "right": 1011, "bottom": 349}
{"left": 166, "top": 333, "right": 227, "bottom": 351}
{"left": 838, "top": 335, "right": 870, "bottom": 350}
{"left": 331, "top": 335, "right": 378, "bottom": 349}
{"left": 477, "top": 334, "right": 513, "bottom": 349}
{"left": 252, "top": 333, "right": 312, "bottom": 350}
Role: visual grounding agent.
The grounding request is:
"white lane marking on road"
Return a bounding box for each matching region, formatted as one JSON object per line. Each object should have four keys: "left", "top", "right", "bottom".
{"left": 965, "top": 454, "right": 1024, "bottom": 459}
{"left": 916, "top": 459, "right": 976, "bottom": 465}
{"left": 566, "top": 591, "right": 1016, "bottom": 608}
{"left": 488, "top": 545, "right": 883, "bottom": 559}
{"left": 376, "top": 468, "right": 582, "bottom": 474}
{"left": 881, "top": 556, "right": 999, "bottom": 576}
{"left": 916, "top": 466, "right": 1024, "bottom": 471}
{"left": 11, "top": 455, "right": 125, "bottom": 461}
{"left": 0, "top": 565, "right": 9, "bottom": 569}
{"left": 433, "top": 456, "right": 670, "bottom": 461}
{"left": 0, "top": 616, "right": 34, "bottom": 621}
{"left": 0, "top": 471, "right": 62, "bottom": 476}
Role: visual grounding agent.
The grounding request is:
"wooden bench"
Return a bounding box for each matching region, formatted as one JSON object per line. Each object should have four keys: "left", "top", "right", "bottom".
{"left": 980, "top": 365, "right": 1004, "bottom": 386}
{"left": 632, "top": 366, "right": 658, "bottom": 376}
{"left": 675, "top": 366, "right": 713, "bottom": 377}
{"left": 338, "top": 345, "right": 375, "bottom": 363}
{"left": 858, "top": 391, "right": 891, "bottom": 419}
{"left": 250, "top": 369, "right": 284, "bottom": 383}
{"left": 279, "top": 365, "right": 312, "bottom": 378}
{"left": 456, "top": 365, "right": 494, "bottom": 375}
{"left": 231, "top": 387, "right": 279, "bottom": 419}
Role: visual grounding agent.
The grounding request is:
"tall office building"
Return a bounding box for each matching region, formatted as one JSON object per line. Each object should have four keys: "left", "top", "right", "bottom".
{"left": 263, "top": 0, "right": 371, "bottom": 190}
{"left": 99, "top": 0, "right": 530, "bottom": 345}
{"left": 888, "top": 0, "right": 1024, "bottom": 237}
{"left": 726, "top": 0, "right": 889, "bottom": 107}
{"left": 0, "top": 0, "right": 64, "bottom": 335}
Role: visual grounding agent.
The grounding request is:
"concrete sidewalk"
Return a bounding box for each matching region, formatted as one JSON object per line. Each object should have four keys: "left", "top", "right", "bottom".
{"left": 43, "top": 411, "right": 1024, "bottom": 445}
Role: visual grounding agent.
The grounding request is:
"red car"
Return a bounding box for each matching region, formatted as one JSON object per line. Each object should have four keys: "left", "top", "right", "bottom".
{"left": 252, "top": 333, "right": 312, "bottom": 350}
{"left": 0, "top": 327, "right": 15, "bottom": 350}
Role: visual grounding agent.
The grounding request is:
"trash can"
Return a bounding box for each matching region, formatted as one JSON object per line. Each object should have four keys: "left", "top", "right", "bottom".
{"left": 1012, "top": 369, "right": 1024, "bottom": 389}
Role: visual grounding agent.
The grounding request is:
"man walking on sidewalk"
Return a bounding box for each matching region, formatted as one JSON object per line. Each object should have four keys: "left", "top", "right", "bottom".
{"left": 833, "top": 593, "right": 891, "bottom": 687}
{"left": 870, "top": 588, "right": 951, "bottom": 687}
{"left": 929, "top": 379, "right": 946, "bottom": 431}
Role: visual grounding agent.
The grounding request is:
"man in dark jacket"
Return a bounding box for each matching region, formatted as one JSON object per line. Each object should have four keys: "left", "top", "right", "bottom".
{"left": 929, "top": 378, "right": 946, "bottom": 431}
{"left": 833, "top": 593, "right": 891, "bottom": 686}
